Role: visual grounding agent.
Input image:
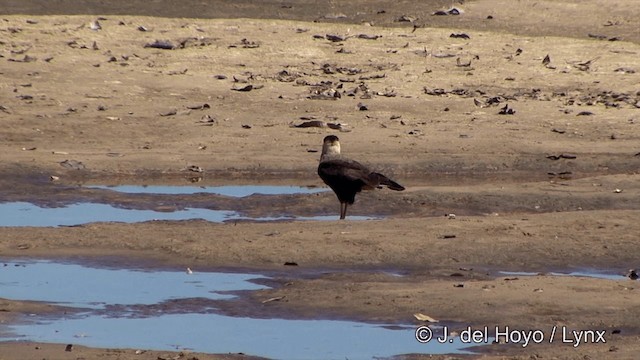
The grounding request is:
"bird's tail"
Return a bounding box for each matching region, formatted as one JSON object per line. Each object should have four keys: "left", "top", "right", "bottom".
{"left": 372, "top": 172, "right": 405, "bottom": 191}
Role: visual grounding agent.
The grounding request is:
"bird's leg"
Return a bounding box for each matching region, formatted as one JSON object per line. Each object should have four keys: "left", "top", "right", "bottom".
{"left": 340, "top": 202, "right": 347, "bottom": 220}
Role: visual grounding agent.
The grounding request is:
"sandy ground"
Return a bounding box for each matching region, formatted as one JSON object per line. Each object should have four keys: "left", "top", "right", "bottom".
{"left": 1, "top": 0, "right": 640, "bottom": 358}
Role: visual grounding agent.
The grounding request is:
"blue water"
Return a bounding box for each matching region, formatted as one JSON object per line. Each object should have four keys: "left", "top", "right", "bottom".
{"left": 499, "top": 270, "right": 624, "bottom": 280}
{"left": 0, "top": 202, "right": 376, "bottom": 227}
{"left": 0, "top": 260, "right": 479, "bottom": 359}
{"left": 0, "top": 260, "right": 267, "bottom": 308}
{"left": 0, "top": 202, "right": 235, "bottom": 226}
{"left": 88, "top": 185, "right": 327, "bottom": 197}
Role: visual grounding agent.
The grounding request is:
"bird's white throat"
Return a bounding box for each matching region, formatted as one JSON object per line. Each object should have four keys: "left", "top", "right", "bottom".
{"left": 321, "top": 141, "right": 341, "bottom": 160}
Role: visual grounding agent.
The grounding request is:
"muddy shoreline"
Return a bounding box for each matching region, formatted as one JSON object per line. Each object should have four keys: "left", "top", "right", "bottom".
{"left": 2, "top": 0, "right": 640, "bottom": 358}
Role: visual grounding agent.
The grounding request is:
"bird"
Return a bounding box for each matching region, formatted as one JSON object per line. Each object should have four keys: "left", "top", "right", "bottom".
{"left": 317, "top": 135, "right": 405, "bottom": 219}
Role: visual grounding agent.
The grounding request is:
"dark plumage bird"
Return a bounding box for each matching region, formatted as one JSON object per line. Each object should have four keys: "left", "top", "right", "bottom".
{"left": 317, "top": 135, "right": 405, "bottom": 219}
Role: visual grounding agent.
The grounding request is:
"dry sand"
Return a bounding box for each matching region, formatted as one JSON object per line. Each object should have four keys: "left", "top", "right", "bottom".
{"left": 1, "top": 0, "right": 640, "bottom": 358}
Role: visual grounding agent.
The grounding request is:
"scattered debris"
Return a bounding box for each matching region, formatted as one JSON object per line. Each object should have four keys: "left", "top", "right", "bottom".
{"left": 614, "top": 67, "right": 636, "bottom": 74}
{"left": 292, "top": 120, "right": 348, "bottom": 131}
{"left": 159, "top": 109, "right": 177, "bottom": 117}
{"left": 423, "top": 87, "right": 474, "bottom": 97}
{"left": 8, "top": 55, "right": 37, "bottom": 63}
{"left": 198, "top": 114, "right": 216, "bottom": 125}
{"left": 59, "top": 160, "right": 86, "bottom": 170}
{"left": 456, "top": 57, "right": 472, "bottom": 67}
{"left": 89, "top": 20, "right": 101, "bottom": 31}
{"left": 275, "top": 69, "right": 301, "bottom": 82}
{"left": 432, "top": 7, "right": 463, "bottom": 16}
{"left": 262, "top": 296, "right": 285, "bottom": 304}
{"left": 166, "top": 68, "right": 188, "bottom": 75}
{"left": 546, "top": 154, "right": 577, "bottom": 160}
{"left": 547, "top": 171, "right": 572, "bottom": 179}
{"left": 569, "top": 58, "right": 598, "bottom": 71}
{"left": 187, "top": 165, "right": 203, "bottom": 173}
{"left": 432, "top": 52, "right": 456, "bottom": 58}
{"left": 323, "top": 13, "right": 347, "bottom": 20}
{"left": 229, "top": 38, "right": 260, "bottom": 48}
{"left": 397, "top": 15, "right": 417, "bottom": 22}
{"left": 16, "top": 94, "right": 33, "bottom": 100}
{"left": 144, "top": 40, "right": 176, "bottom": 50}
{"left": 588, "top": 33, "right": 607, "bottom": 40}
{"left": 450, "top": 33, "right": 470, "bottom": 39}
{"left": 498, "top": 104, "right": 516, "bottom": 115}
{"left": 308, "top": 83, "right": 342, "bottom": 100}
{"left": 231, "top": 84, "right": 264, "bottom": 92}
{"left": 413, "top": 313, "right": 439, "bottom": 322}
{"left": 357, "top": 34, "right": 381, "bottom": 40}
{"left": 326, "top": 34, "right": 346, "bottom": 42}
{"left": 542, "top": 54, "right": 555, "bottom": 69}
{"left": 186, "top": 103, "right": 210, "bottom": 110}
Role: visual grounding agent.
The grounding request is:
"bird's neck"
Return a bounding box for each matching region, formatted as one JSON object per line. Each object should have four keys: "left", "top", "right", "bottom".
{"left": 321, "top": 143, "right": 341, "bottom": 161}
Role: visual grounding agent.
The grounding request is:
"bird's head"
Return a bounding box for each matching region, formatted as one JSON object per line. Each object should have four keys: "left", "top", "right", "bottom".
{"left": 321, "top": 135, "right": 341, "bottom": 159}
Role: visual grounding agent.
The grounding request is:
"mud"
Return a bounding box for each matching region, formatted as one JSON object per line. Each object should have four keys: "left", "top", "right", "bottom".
{"left": 2, "top": 0, "right": 640, "bottom": 359}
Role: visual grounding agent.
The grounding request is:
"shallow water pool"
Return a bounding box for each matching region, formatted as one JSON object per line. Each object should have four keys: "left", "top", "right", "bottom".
{"left": 499, "top": 270, "right": 625, "bottom": 280}
{"left": 0, "top": 202, "right": 376, "bottom": 227}
{"left": 0, "top": 260, "right": 482, "bottom": 359}
{"left": 88, "top": 185, "right": 328, "bottom": 197}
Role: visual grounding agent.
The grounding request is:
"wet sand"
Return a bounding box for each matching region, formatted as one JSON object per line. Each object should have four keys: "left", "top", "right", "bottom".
{"left": 1, "top": 0, "right": 640, "bottom": 358}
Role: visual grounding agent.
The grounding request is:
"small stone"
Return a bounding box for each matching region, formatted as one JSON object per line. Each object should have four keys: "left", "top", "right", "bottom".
{"left": 89, "top": 20, "right": 101, "bottom": 31}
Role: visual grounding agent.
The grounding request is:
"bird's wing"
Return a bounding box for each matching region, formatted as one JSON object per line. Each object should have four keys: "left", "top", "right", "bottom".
{"left": 370, "top": 172, "right": 405, "bottom": 191}
{"left": 318, "top": 158, "right": 378, "bottom": 188}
